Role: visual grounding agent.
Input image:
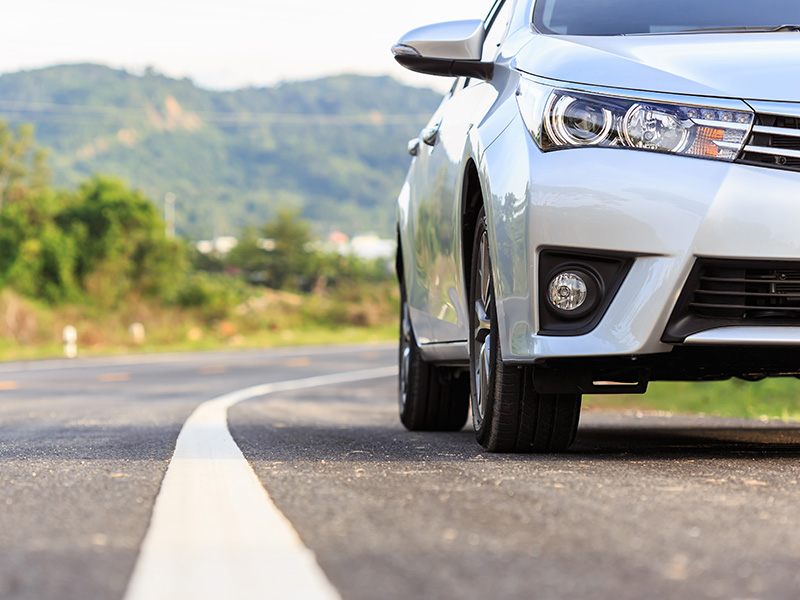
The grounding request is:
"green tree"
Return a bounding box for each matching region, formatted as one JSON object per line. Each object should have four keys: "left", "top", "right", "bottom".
{"left": 56, "top": 176, "right": 185, "bottom": 305}
{"left": 261, "top": 209, "right": 313, "bottom": 289}
{"left": 0, "top": 121, "right": 49, "bottom": 213}
{"left": 226, "top": 209, "right": 313, "bottom": 289}
{"left": 224, "top": 226, "right": 271, "bottom": 280}
{"left": 0, "top": 190, "right": 80, "bottom": 302}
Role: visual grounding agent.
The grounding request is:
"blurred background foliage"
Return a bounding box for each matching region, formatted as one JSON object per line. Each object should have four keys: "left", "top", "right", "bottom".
{"left": 0, "top": 120, "right": 398, "bottom": 358}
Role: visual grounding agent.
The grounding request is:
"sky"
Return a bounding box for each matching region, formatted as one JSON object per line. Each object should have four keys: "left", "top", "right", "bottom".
{"left": 3, "top": 0, "right": 494, "bottom": 91}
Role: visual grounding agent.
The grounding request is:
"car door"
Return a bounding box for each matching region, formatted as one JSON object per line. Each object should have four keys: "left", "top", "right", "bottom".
{"left": 404, "top": 0, "right": 515, "bottom": 346}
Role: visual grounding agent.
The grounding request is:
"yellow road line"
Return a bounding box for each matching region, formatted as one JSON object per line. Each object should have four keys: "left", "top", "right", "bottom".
{"left": 97, "top": 373, "right": 131, "bottom": 383}
{"left": 284, "top": 357, "right": 311, "bottom": 367}
{"left": 200, "top": 365, "right": 228, "bottom": 375}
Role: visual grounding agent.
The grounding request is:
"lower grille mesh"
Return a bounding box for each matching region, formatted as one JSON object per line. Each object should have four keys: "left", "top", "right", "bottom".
{"left": 692, "top": 265, "right": 800, "bottom": 319}
{"left": 663, "top": 259, "right": 800, "bottom": 342}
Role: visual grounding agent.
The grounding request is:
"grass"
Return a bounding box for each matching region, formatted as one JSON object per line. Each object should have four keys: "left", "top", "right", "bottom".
{"left": 586, "top": 378, "right": 800, "bottom": 421}
{"left": 0, "top": 285, "right": 399, "bottom": 362}
{"left": 0, "top": 323, "right": 399, "bottom": 362}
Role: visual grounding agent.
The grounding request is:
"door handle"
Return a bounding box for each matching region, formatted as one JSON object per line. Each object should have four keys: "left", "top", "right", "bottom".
{"left": 421, "top": 120, "right": 442, "bottom": 146}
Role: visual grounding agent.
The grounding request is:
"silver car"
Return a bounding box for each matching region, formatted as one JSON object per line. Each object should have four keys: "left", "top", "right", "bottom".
{"left": 393, "top": 0, "right": 800, "bottom": 452}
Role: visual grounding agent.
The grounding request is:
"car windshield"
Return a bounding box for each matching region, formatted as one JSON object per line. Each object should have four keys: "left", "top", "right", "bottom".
{"left": 533, "top": 0, "right": 800, "bottom": 36}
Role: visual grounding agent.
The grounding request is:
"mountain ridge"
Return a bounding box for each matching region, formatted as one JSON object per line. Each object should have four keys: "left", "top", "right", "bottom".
{"left": 0, "top": 63, "right": 442, "bottom": 238}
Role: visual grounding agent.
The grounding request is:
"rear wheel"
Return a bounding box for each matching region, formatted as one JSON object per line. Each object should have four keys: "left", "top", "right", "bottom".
{"left": 468, "top": 208, "right": 582, "bottom": 452}
{"left": 398, "top": 281, "right": 470, "bottom": 431}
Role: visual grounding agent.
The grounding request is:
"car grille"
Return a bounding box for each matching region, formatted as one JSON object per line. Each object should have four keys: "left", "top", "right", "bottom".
{"left": 663, "top": 259, "right": 800, "bottom": 342}
{"left": 737, "top": 107, "right": 800, "bottom": 172}
{"left": 691, "top": 264, "right": 800, "bottom": 318}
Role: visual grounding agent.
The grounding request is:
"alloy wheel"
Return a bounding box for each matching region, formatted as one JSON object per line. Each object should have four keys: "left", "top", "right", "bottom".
{"left": 473, "top": 225, "right": 492, "bottom": 423}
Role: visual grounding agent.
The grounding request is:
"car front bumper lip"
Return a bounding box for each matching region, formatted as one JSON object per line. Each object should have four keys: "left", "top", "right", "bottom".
{"left": 683, "top": 327, "right": 800, "bottom": 346}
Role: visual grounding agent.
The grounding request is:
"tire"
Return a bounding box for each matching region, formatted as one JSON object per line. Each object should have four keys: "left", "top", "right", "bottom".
{"left": 468, "top": 208, "right": 582, "bottom": 452}
{"left": 398, "top": 282, "right": 470, "bottom": 431}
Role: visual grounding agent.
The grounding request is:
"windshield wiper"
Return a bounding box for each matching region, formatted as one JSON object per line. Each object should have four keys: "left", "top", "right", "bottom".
{"left": 676, "top": 24, "right": 800, "bottom": 34}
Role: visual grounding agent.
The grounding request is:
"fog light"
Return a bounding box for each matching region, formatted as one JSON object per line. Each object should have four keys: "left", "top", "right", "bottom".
{"left": 539, "top": 251, "right": 630, "bottom": 334}
{"left": 548, "top": 272, "right": 587, "bottom": 311}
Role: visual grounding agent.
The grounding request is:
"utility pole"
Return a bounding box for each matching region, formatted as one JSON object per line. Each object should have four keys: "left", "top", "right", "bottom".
{"left": 164, "top": 192, "right": 176, "bottom": 238}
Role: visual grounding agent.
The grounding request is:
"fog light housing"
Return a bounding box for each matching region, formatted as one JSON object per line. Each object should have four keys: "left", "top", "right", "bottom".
{"left": 539, "top": 250, "right": 633, "bottom": 335}
{"left": 548, "top": 272, "right": 587, "bottom": 311}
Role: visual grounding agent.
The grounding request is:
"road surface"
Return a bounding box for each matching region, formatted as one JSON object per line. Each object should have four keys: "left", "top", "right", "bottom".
{"left": 1, "top": 344, "right": 799, "bottom": 599}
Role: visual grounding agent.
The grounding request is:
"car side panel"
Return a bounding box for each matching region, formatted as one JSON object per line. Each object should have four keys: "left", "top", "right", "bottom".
{"left": 402, "top": 81, "right": 499, "bottom": 346}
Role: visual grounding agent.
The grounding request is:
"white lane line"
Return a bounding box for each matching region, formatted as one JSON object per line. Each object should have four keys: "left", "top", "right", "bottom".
{"left": 124, "top": 366, "right": 397, "bottom": 600}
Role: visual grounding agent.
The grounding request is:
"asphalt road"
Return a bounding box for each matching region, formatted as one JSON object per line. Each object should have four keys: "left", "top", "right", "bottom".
{"left": 2, "top": 344, "right": 800, "bottom": 599}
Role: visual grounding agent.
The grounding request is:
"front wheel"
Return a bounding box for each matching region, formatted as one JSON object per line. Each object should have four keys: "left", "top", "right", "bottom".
{"left": 468, "top": 209, "right": 582, "bottom": 453}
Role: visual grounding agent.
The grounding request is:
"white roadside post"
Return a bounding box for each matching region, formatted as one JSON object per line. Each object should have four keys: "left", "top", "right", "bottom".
{"left": 129, "top": 322, "right": 146, "bottom": 345}
{"left": 62, "top": 325, "right": 78, "bottom": 358}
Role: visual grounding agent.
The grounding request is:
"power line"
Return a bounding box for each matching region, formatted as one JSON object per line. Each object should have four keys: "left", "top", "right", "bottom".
{"left": 0, "top": 100, "right": 432, "bottom": 126}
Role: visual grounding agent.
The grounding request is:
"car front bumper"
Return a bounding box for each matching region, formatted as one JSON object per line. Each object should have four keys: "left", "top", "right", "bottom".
{"left": 483, "top": 114, "right": 800, "bottom": 364}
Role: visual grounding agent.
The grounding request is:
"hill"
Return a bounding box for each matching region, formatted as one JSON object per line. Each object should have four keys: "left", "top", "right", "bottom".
{"left": 0, "top": 64, "right": 442, "bottom": 238}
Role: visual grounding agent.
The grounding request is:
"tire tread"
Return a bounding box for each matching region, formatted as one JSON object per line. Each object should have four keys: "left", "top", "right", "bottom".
{"left": 399, "top": 299, "right": 469, "bottom": 432}
{"left": 468, "top": 208, "right": 582, "bottom": 453}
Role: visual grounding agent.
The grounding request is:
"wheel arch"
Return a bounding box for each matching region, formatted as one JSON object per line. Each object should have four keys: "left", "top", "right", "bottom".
{"left": 461, "top": 134, "right": 535, "bottom": 365}
{"left": 395, "top": 226, "right": 404, "bottom": 286}
{"left": 461, "top": 159, "right": 485, "bottom": 304}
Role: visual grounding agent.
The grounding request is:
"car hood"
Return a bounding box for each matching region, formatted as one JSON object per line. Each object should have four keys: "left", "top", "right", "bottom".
{"left": 515, "top": 33, "right": 800, "bottom": 102}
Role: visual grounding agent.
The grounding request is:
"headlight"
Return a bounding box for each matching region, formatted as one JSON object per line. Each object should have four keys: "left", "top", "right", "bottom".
{"left": 517, "top": 76, "right": 753, "bottom": 161}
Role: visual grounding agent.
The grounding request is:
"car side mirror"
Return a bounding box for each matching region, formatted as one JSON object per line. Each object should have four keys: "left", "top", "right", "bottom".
{"left": 392, "top": 19, "right": 494, "bottom": 81}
